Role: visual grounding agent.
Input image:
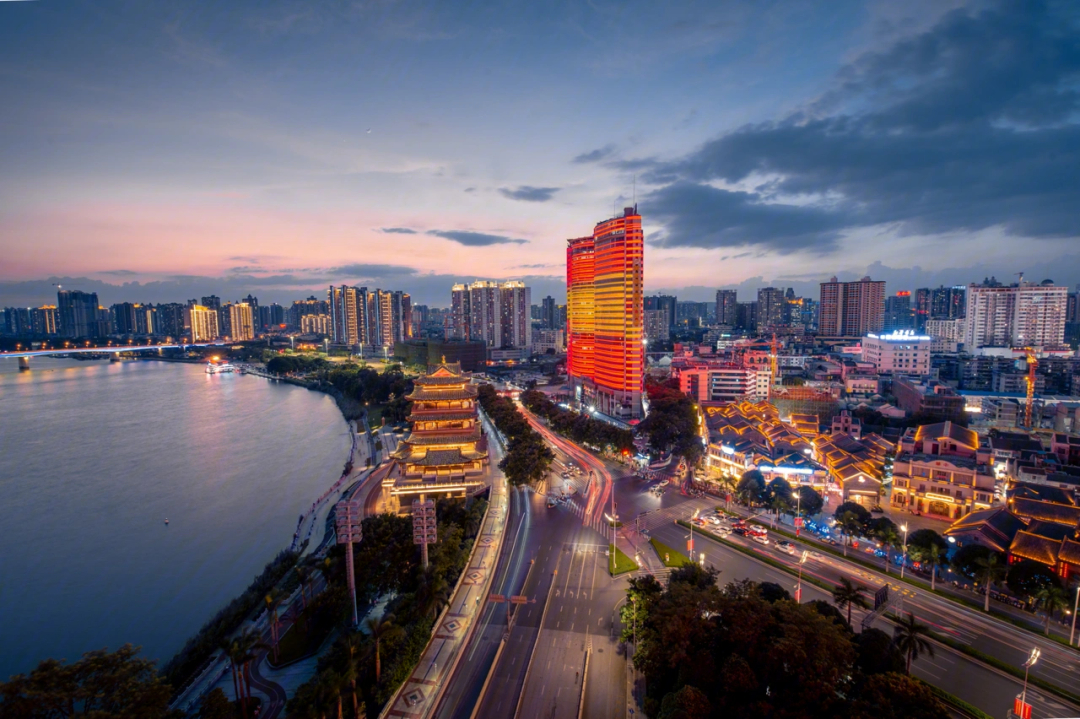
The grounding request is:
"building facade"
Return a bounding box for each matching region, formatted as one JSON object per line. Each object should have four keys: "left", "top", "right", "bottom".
{"left": 189, "top": 304, "right": 220, "bottom": 342}
{"left": 963, "top": 278, "right": 1068, "bottom": 348}
{"left": 862, "top": 331, "right": 931, "bottom": 375}
{"left": 715, "top": 289, "right": 737, "bottom": 327}
{"left": 891, "top": 422, "right": 996, "bottom": 520}
{"left": 567, "top": 207, "right": 644, "bottom": 420}
{"left": 818, "top": 276, "right": 885, "bottom": 337}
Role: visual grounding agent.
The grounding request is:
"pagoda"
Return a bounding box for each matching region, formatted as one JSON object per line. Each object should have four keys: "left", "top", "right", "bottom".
{"left": 384, "top": 360, "right": 487, "bottom": 512}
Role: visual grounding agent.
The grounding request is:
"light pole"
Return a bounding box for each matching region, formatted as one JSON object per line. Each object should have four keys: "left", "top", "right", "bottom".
{"left": 900, "top": 523, "right": 909, "bottom": 579}
{"left": 796, "top": 550, "right": 809, "bottom": 602}
{"left": 689, "top": 509, "right": 700, "bottom": 563}
{"left": 1018, "top": 647, "right": 1040, "bottom": 716}
{"left": 335, "top": 499, "right": 363, "bottom": 627}
{"left": 1070, "top": 583, "right": 1080, "bottom": 647}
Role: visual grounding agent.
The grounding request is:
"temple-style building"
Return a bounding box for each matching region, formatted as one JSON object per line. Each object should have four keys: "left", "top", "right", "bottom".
{"left": 384, "top": 360, "right": 487, "bottom": 513}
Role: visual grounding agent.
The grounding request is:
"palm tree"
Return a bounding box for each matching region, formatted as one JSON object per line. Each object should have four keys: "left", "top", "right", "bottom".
{"left": 365, "top": 614, "right": 405, "bottom": 683}
{"left": 832, "top": 577, "right": 870, "bottom": 626}
{"left": 296, "top": 564, "right": 312, "bottom": 611}
{"left": 924, "top": 544, "right": 945, "bottom": 592}
{"left": 234, "top": 627, "right": 269, "bottom": 719}
{"left": 265, "top": 589, "right": 284, "bottom": 662}
{"left": 876, "top": 525, "right": 900, "bottom": 575}
{"left": 321, "top": 669, "right": 346, "bottom": 719}
{"left": 838, "top": 511, "right": 862, "bottom": 558}
{"left": 892, "top": 612, "right": 935, "bottom": 674}
{"left": 769, "top": 493, "right": 788, "bottom": 526}
{"left": 417, "top": 570, "right": 451, "bottom": 619}
{"left": 219, "top": 636, "right": 243, "bottom": 712}
{"left": 974, "top": 553, "right": 1008, "bottom": 613}
{"left": 342, "top": 632, "right": 365, "bottom": 718}
{"left": 1035, "top": 585, "right": 1068, "bottom": 635}
{"left": 717, "top": 474, "right": 738, "bottom": 509}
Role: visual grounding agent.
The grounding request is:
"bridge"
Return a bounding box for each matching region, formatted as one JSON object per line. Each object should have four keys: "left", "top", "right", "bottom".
{"left": 0, "top": 342, "right": 227, "bottom": 369}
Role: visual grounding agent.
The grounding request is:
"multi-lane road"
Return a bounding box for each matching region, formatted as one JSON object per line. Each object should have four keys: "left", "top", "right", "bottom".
{"left": 435, "top": 408, "right": 1079, "bottom": 719}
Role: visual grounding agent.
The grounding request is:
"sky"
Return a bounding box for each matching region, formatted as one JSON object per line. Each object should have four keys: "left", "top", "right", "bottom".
{"left": 1, "top": 0, "right": 1079, "bottom": 307}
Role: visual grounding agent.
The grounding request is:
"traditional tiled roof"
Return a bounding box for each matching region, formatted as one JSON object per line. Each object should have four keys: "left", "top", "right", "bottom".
{"left": 415, "top": 374, "right": 469, "bottom": 386}
{"left": 914, "top": 421, "right": 979, "bottom": 450}
{"left": 1010, "top": 531, "right": 1060, "bottom": 565}
{"left": 944, "top": 507, "right": 1024, "bottom": 554}
{"left": 408, "top": 409, "right": 475, "bottom": 421}
{"left": 1059, "top": 538, "right": 1080, "bottom": 566}
{"left": 1006, "top": 482, "right": 1076, "bottom": 506}
{"left": 404, "top": 448, "right": 488, "bottom": 466}
{"left": 399, "top": 431, "right": 481, "bottom": 446}
{"left": 407, "top": 386, "right": 478, "bottom": 401}
{"left": 1010, "top": 498, "right": 1080, "bottom": 526}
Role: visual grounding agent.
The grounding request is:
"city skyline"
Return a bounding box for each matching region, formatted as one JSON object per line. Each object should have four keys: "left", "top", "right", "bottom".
{"left": 4, "top": 1, "right": 1080, "bottom": 307}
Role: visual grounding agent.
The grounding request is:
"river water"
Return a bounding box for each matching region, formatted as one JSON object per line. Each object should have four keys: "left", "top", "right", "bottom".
{"left": 0, "top": 357, "right": 351, "bottom": 680}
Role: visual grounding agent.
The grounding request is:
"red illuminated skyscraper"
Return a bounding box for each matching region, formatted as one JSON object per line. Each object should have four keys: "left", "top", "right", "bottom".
{"left": 567, "top": 207, "right": 644, "bottom": 421}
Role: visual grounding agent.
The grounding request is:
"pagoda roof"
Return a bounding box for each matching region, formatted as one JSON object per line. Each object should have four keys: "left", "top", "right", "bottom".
{"left": 403, "top": 448, "right": 488, "bottom": 466}
{"left": 399, "top": 431, "right": 481, "bottom": 446}
{"left": 408, "top": 409, "right": 476, "bottom": 422}
{"left": 406, "top": 386, "right": 478, "bottom": 402}
{"left": 1010, "top": 531, "right": 1060, "bottom": 566}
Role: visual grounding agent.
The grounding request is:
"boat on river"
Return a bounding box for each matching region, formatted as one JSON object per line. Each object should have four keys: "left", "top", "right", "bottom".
{"left": 205, "top": 361, "right": 236, "bottom": 374}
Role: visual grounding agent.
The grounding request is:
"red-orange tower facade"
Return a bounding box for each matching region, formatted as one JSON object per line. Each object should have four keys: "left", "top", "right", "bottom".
{"left": 567, "top": 207, "right": 644, "bottom": 421}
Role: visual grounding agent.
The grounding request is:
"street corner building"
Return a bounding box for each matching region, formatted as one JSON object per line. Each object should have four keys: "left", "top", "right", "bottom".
{"left": 566, "top": 206, "right": 645, "bottom": 422}
{"left": 384, "top": 360, "right": 488, "bottom": 513}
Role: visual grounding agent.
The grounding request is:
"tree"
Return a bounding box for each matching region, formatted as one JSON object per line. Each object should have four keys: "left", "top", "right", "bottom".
{"left": 974, "top": 552, "right": 1009, "bottom": 612}
{"left": 265, "top": 588, "right": 285, "bottom": 662}
{"left": 1035, "top": 585, "right": 1069, "bottom": 635}
{"left": 758, "top": 581, "right": 792, "bottom": 603}
{"left": 832, "top": 577, "right": 870, "bottom": 626}
{"left": 891, "top": 613, "right": 935, "bottom": 674}
{"left": 340, "top": 633, "right": 365, "bottom": 718}
{"left": 950, "top": 544, "right": 996, "bottom": 580}
{"left": 838, "top": 511, "right": 864, "bottom": 557}
{"left": 906, "top": 529, "right": 948, "bottom": 560}
{"left": 233, "top": 628, "right": 268, "bottom": 719}
{"left": 855, "top": 628, "right": 904, "bottom": 676}
{"left": 0, "top": 645, "right": 179, "bottom": 719}
{"left": 365, "top": 614, "right": 404, "bottom": 683}
{"left": 796, "top": 485, "right": 824, "bottom": 517}
{"left": 765, "top": 478, "right": 793, "bottom": 521}
{"left": 923, "top": 544, "right": 946, "bottom": 591}
{"left": 657, "top": 684, "right": 712, "bottom": 719}
{"left": 850, "top": 673, "right": 949, "bottom": 719}
{"left": 834, "top": 501, "right": 871, "bottom": 525}
{"left": 198, "top": 688, "right": 233, "bottom": 719}
{"left": 874, "top": 524, "right": 900, "bottom": 575}
{"left": 416, "top": 569, "right": 452, "bottom": 619}
{"left": 1006, "top": 559, "right": 1061, "bottom": 600}
{"left": 735, "top": 470, "right": 766, "bottom": 506}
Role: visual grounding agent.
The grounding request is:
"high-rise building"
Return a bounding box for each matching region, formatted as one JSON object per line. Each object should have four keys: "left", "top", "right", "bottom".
{"left": 567, "top": 236, "right": 595, "bottom": 386}
{"left": 757, "top": 287, "right": 788, "bottom": 331}
{"left": 229, "top": 302, "right": 255, "bottom": 341}
{"left": 541, "top": 296, "right": 557, "bottom": 329}
{"left": 451, "top": 284, "right": 470, "bottom": 340}
{"left": 914, "top": 288, "right": 932, "bottom": 331}
{"left": 567, "top": 207, "right": 644, "bottom": 421}
{"left": 467, "top": 281, "right": 501, "bottom": 347}
{"left": 57, "top": 290, "right": 103, "bottom": 339}
{"left": 930, "top": 286, "right": 966, "bottom": 320}
{"left": 715, "top": 289, "right": 737, "bottom": 327}
{"left": 963, "top": 277, "right": 1068, "bottom": 348}
{"left": 736, "top": 301, "right": 758, "bottom": 332}
{"left": 883, "top": 291, "right": 914, "bottom": 332}
{"left": 645, "top": 310, "right": 670, "bottom": 341}
{"left": 800, "top": 298, "right": 819, "bottom": 332}
{"left": 328, "top": 285, "right": 361, "bottom": 346}
{"left": 499, "top": 281, "right": 531, "bottom": 354}
{"left": 189, "top": 305, "right": 219, "bottom": 342}
{"left": 818, "top": 276, "right": 886, "bottom": 337}
{"left": 643, "top": 295, "right": 676, "bottom": 331}
{"left": 31, "top": 305, "right": 58, "bottom": 336}
{"left": 300, "top": 314, "right": 332, "bottom": 335}
{"left": 111, "top": 302, "right": 138, "bottom": 335}
{"left": 156, "top": 303, "right": 186, "bottom": 338}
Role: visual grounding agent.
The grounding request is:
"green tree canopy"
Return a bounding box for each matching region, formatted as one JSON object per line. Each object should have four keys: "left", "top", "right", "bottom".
{"left": 1006, "top": 559, "right": 1061, "bottom": 598}
{"left": 949, "top": 544, "right": 999, "bottom": 580}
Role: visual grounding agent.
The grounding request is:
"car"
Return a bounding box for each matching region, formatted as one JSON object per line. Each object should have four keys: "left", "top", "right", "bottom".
{"left": 809, "top": 551, "right": 824, "bottom": 561}
{"left": 752, "top": 534, "right": 770, "bottom": 546}
{"left": 659, "top": 479, "right": 669, "bottom": 487}
{"left": 732, "top": 526, "right": 749, "bottom": 536}
{"left": 821, "top": 536, "right": 837, "bottom": 545}
{"left": 776, "top": 541, "right": 796, "bottom": 556}
{"left": 708, "top": 516, "right": 722, "bottom": 526}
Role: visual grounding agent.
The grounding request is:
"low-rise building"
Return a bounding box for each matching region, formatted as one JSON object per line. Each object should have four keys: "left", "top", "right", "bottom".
{"left": 892, "top": 376, "right": 966, "bottom": 422}
{"left": 862, "top": 331, "right": 931, "bottom": 375}
{"left": 891, "top": 421, "right": 996, "bottom": 520}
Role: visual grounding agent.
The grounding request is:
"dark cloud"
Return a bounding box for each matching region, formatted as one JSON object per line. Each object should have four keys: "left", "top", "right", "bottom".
{"left": 572, "top": 145, "right": 617, "bottom": 164}
{"left": 380, "top": 227, "right": 418, "bottom": 234}
{"left": 426, "top": 230, "right": 528, "bottom": 246}
{"left": 464, "top": 187, "right": 476, "bottom": 193}
{"left": 497, "top": 186, "right": 561, "bottom": 202}
{"left": 513, "top": 263, "right": 559, "bottom": 269}
{"left": 330, "top": 263, "right": 418, "bottom": 277}
{"left": 644, "top": 182, "right": 845, "bottom": 253}
{"left": 98, "top": 270, "right": 137, "bottom": 276}
{"left": 639, "top": 1, "right": 1080, "bottom": 252}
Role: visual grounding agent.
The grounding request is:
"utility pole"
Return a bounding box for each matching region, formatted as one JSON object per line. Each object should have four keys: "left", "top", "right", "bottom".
{"left": 335, "top": 499, "right": 363, "bottom": 626}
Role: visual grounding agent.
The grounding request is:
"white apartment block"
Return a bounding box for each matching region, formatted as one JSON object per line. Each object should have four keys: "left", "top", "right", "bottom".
{"left": 925, "top": 318, "right": 964, "bottom": 353}
{"left": 964, "top": 280, "right": 1067, "bottom": 348}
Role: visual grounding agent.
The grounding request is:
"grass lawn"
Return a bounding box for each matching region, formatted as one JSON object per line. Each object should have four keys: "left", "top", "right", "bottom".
{"left": 649, "top": 537, "right": 691, "bottom": 567}
{"left": 609, "top": 544, "right": 638, "bottom": 576}
{"left": 365, "top": 406, "right": 383, "bottom": 427}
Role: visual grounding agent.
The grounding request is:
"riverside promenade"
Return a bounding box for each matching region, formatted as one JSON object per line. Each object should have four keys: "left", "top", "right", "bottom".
{"left": 379, "top": 418, "right": 510, "bottom": 719}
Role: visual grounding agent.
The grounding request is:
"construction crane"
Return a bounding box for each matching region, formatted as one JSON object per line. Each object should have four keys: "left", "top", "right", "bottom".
{"left": 1022, "top": 347, "right": 1038, "bottom": 428}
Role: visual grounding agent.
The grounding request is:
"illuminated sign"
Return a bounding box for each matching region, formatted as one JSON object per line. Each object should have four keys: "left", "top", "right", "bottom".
{"left": 720, "top": 445, "right": 735, "bottom": 455}
{"left": 765, "top": 466, "right": 815, "bottom": 475}
{"left": 867, "top": 330, "right": 932, "bottom": 341}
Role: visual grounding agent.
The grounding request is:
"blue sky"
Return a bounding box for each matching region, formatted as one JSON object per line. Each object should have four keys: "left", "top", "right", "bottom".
{"left": 1, "top": 0, "right": 1079, "bottom": 306}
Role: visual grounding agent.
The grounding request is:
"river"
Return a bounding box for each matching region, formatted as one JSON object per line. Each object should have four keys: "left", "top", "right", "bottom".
{"left": 0, "top": 357, "right": 351, "bottom": 681}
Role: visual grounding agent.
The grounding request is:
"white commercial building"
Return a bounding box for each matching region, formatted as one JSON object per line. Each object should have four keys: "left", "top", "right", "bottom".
{"left": 925, "top": 318, "right": 964, "bottom": 353}
{"left": 862, "top": 330, "right": 931, "bottom": 375}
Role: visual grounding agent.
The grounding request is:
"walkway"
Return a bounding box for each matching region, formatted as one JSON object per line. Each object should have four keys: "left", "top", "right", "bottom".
{"left": 379, "top": 418, "right": 510, "bottom": 719}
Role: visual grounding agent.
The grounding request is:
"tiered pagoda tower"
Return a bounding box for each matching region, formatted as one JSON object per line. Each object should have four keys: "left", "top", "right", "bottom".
{"left": 385, "top": 360, "right": 487, "bottom": 512}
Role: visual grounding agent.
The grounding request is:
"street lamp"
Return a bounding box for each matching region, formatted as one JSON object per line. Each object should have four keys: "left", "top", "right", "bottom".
{"left": 796, "top": 550, "right": 809, "bottom": 603}
{"left": 1070, "top": 583, "right": 1080, "bottom": 647}
{"left": 689, "top": 509, "right": 700, "bottom": 562}
{"left": 1018, "top": 647, "right": 1040, "bottom": 716}
{"left": 900, "top": 523, "right": 909, "bottom": 579}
